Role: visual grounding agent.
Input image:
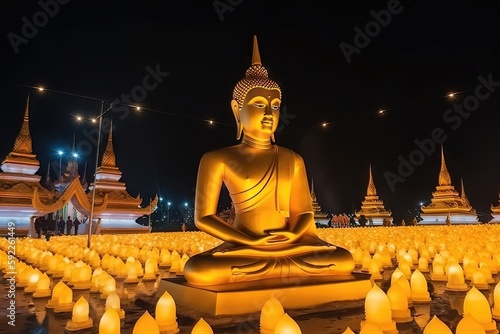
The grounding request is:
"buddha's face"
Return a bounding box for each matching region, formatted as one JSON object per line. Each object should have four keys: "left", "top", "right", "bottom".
{"left": 232, "top": 87, "right": 281, "bottom": 140}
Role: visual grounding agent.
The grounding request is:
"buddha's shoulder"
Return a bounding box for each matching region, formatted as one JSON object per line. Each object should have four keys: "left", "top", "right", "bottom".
{"left": 199, "top": 145, "right": 242, "bottom": 161}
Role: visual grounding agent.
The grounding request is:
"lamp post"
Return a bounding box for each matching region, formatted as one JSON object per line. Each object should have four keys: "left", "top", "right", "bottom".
{"left": 87, "top": 101, "right": 112, "bottom": 249}
{"left": 148, "top": 198, "right": 152, "bottom": 232}
{"left": 167, "top": 201, "right": 171, "bottom": 223}
{"left": 57, "top": 150, "right": 63, "bottom": 180}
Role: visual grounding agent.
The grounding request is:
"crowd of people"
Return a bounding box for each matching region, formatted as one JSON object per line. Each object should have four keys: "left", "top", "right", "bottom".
{"left": 34, "top": 213, "right": 85, "bottom": 239}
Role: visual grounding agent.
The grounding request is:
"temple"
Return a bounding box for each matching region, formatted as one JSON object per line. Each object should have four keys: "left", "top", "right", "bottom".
{"left": 310, "top": 179, "right": 329, "bottom": 226}
{"left": 490, "top": 193, "right": 500, "bottom": 223}
{"left": 0, "top": 96, "right": 157, "bottom": 237}
{"left": 419, "top": 146, "right": 478, "bottom": 224}
{"left": 355, "top": 164, "right": 392, "bottom": 226}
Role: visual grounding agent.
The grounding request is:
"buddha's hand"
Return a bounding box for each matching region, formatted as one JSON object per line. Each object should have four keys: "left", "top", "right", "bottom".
{"left": 266, "top": 230, "right": 299, "bottom": 244}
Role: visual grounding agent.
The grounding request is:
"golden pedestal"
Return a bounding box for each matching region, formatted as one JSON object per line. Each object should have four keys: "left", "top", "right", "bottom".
{"left": 157, "top": 272, "right": 372, "bottom": 316}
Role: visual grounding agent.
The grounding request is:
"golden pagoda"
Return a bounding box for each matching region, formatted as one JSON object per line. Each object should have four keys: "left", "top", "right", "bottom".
{"left": 355, "top": 164, "right": 392, "bottom": 226}
{"left": 420, "top": 146, "right": 478, "bottom": 224}
{"left": 310, "top": 178, "right": 329, "bottom": 226}
{"left": 0, "top": 97, "right": 157, "bottom": 236}
{"left": 0, "top": 95, "right": 56, "bottom": 236}
{"left": 490, "top": 193, "right": 500, "bottom": 223}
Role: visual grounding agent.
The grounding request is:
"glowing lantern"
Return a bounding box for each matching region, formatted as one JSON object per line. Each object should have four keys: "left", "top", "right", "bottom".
{"left": 133, "top": 311, "right": 159, "bottom": 334}
{"left": 33, "top": 273, "right": 51, "bottom": 298}
{"left": 159, "top": 249, "right": 172, "bottom": 268}
{"left": 359, "top": 323, "right": 384, "bottom": 334}
{"left": 260, "top": 297, "right": 285, "bottom": 334}
{"left": 99, "top": 308, "right": 121, "bottom": 334}
{"left": 422, "top": 315, "right": 452, "bottom": 334}
{"left": 24, "top": 268, "right": 41, "bottom": 293}
{"left": 463, "top": 286, "right": 497, "bottom": 332}
{"left": 455, "top": 314, "right": 486, "bottom": 334}
{"left": 178, "top": 253, "right": 189, "bottom": 275}
{"left": 142, "top": 257, "right": 158, "bottom": 281}
{"left": 274, "top": 313, "right": 301, "bottom": 333}
{"left": 445, "top": 263, "right": 469, "bottom": 292}
{"left": 100, "top": 275, "right": 117, "bottom": 299}
{"left": 46, "top": 281, "right": 66, "bottom": 309}
{"left": 123, "top": 262, "right": 140, "bottom": 284}
{"left": 106, "top": 292, "right": 125, "bottom": 319}
{"left": 390, "top": 267, "right": 405, "bottom": 286}
{"left": 410, "top": 269, "right": 431, "bottom": 303}
{"left": 191, "top": 318, "right": 213, "bottom": 334}
{"left": 430, "top": 263, "right": 447, "bottom": 281}
{"left": 155, "top": 290, "right": 179, "bottom": 333}
{"left": 398, "top": 262, "right": 412, "bottom": 279}
{"left": 369, "top": 260, "right": 383, "bottom": 280}
{"left": 472, "top": 270, "right": 489, "bottom": 290}
{"left": 16, "top": 265, "right": 32, "bottom": 287}
{"left": 492, "top": 281, "right": 500, "bottom": 320}
{"left": 90, "top": 268, "right": 105, "bottom": 293}
{"left": 66, "top": 296, "right": 93, "bottom": 331}
{"left": 417, "top": 257, "right": 430, "bottom": 273}
{"left": 54, "top": 282, "right": 75, "bottom": 313}
{"left": 361, "top": 284, "right": 397, "bottom": 333}
{"left": 62, "top": 261, "right": 76, "bottom": 283}
{"left": 73, "top": 264, "right": 92, "bottom": 290}
{"left": 394, "top": 276, "right": 412, "bottom": 306}
{"left": 169, "top": 251, "right": 181, "bottom": 273}
{"left": 387, "top": 284, "right": 412, "bottom": 323}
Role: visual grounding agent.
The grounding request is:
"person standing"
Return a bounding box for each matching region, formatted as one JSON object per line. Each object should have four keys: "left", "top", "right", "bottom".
{"left": 66, "top": 216, "right": 73, "bottom": 235}
{"left": 34, "top": 217, "right": 42, "bottom": 238}
{"left": 73, "top": 218, "right": 81, "bottom": 235}
{"left": 58, "top": 216, "right": 65, "bottom": 235}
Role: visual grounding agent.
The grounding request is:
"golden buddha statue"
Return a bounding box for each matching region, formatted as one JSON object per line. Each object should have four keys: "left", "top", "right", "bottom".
{"left": 184, "top": 36, "right": 355, "bottom": 286}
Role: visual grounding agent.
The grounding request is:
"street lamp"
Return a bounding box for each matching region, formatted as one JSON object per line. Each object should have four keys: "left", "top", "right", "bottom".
{"left": 167, "top": 201, "right": 171, "bottom": 223}
{"left": 87, "top": 101, "right": 113, "bottom": 249}
{"left": 57, "top": 150, "right": 63, "bottom": 180}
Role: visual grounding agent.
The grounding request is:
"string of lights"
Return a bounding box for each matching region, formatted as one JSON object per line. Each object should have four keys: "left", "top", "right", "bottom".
{"left": 1, "top": 80, "right": 469, "bottom": 136}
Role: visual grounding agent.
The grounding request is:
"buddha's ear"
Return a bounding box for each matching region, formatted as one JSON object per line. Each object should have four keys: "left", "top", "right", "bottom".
{"left": 231, "top": 99, "right": 243, "bottom": 140}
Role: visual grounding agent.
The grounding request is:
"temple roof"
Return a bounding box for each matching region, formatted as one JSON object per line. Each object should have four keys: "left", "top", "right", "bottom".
{"left": 421, "top": 146, "right": 476, "bottom": 215}
{"left": 0, "top": 99, "right": 157, "bottom": 220}
{"left": 1, "top": 95, "right": 39, "bottom": 167}
{"left": 310, "top": 178, "right": 327, "bottom": 218}
{"left": 356, "top": 164, "right": 391, "bottom": 218}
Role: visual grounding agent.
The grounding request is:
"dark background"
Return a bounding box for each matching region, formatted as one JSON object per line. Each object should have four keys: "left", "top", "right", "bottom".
{"left": 1, "top": 0, "right": 499, "bottom": 223}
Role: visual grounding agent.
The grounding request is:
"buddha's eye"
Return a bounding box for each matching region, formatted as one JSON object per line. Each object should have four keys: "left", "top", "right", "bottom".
{"left": 253, "top": 103, "right": 266, "bottom": 108}
{"left": 271, "top": 105, "right": 280, "bottom": 111}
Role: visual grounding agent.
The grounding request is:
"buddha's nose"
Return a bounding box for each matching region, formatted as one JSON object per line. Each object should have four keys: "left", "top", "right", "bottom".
{"left": 264, "top": 105, "right": 273, "bottom": 115}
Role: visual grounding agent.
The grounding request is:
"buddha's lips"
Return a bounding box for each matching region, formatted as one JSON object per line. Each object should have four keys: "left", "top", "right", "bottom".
{"left": 261, "top": 118, "right": 273, "bottom": 126}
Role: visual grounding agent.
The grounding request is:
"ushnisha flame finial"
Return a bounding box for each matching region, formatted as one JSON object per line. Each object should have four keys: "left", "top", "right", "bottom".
{"left": 232, "top": 35, "right": 281, "bottom": 107}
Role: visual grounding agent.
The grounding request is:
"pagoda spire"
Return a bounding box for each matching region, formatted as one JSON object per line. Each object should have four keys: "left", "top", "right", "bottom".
{"left": 310, "top": 178, "right": 317, "bottom": 202}
{"left": 438, "top": 145, "right": 452, "bottom": 186}
{"left": 252, "top": 35, "right": 261, "bottom": 65}
{"left": 461, "top": 177, "right": 471, "bottom": 206}
{"left": 367, "top": 163, "right": 377, "bottom": 196}
{"left": 80, "top": 161, "right": 88, "bottom": 189}
{"left": 12, "top": 94, "right": 33, "bottom": 154}
{"left": 101, "top": 119, "right": 116, "bottom": 167}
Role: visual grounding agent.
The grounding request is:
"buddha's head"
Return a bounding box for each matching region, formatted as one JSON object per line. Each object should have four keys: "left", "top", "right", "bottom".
{"left": 231, "top": 36, "right": 282, "bottom": 141}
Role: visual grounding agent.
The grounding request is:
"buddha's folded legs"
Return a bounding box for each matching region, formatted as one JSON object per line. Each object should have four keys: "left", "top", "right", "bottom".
{"left": 184, "top": 246, "right": 355, "bottom": 286}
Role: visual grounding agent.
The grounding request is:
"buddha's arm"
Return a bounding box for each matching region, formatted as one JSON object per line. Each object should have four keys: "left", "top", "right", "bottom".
{"left": 194, "top": 152, "right": 270, "bottom": 246}
{"left": 285, "top": 153, "right": 317, "bottom": 239}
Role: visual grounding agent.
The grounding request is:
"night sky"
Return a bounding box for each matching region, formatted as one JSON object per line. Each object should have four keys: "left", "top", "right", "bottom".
{"left": 1, "top": 0, "right": 500, "bottom": 222}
